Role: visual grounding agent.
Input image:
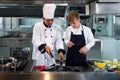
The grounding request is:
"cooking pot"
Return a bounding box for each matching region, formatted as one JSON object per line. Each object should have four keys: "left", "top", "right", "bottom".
{"left": 7, "top": 31, "right": 21, "bottom": 37}
{"left": 21, "top": 32, "right": 32, "bottom": 38}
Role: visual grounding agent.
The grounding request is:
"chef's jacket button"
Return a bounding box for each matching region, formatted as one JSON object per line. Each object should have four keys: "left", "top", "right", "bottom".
{"left": 45, "top": 36, "right": 47, "bottom": 38}
{"left": 45, "top": 29, "right": 47, "bottom": 31}
{"left": 51, "top": 36, "right": 53, "bottom": 38}
{"left": 52, "top": 43, "right": 53, "bottom": 45}
{"left": 50, "top": 29, "right": 52, "bottom": 31}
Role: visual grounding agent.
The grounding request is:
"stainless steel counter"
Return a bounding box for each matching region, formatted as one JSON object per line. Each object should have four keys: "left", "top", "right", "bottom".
{"left": 0, "top": 71, "right": 120, "bottom": 80}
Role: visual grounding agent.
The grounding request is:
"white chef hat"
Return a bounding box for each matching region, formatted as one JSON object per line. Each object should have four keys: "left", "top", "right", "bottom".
{"left": 43, "top": 3, "right": 56, "bottom": 19}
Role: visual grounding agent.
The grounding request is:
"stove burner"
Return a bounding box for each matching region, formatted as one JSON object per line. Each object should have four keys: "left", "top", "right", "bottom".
{"left": 43, "top": 60, "right": 94, "bottom": 72}
{"left": 43, "top": 65, "right": 93, "bottom": 72}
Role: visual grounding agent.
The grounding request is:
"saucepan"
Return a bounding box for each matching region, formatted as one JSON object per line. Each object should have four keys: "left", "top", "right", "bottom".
{"left": 7, "top": 31, "right": 21, "bottom": 37}
{"left": 21, "top": 32, "right": 32, "bottom": 38}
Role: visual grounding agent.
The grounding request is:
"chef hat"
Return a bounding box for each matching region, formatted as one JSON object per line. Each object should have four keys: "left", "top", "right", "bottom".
{"left": 43, "top": 3, "right": 56, "bottom": 19}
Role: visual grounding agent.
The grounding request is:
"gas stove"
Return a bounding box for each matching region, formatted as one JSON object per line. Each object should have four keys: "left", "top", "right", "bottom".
{"left": 0, "top": 57, "right": 36, "bottom": 72}
{"left": 42, "top": 60, "right": 94, "bottom": 72}
{"left": 43, "top": 66, "right": 94, "bottom": 72}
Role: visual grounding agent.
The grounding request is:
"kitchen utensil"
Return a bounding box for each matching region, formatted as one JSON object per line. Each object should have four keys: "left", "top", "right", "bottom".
{"left": 57, "top": 60, "right": 63, "bottom": 71}
{"left": 50, "top": 53, "right": 57, "bottom": 65}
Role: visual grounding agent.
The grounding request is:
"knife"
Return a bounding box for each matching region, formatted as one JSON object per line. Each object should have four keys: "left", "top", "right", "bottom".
{"left": 57, "top": 60, "right": 63, "bottom": 71}
{"left": 50, "top": 52, "right": 57, "bottom": 65}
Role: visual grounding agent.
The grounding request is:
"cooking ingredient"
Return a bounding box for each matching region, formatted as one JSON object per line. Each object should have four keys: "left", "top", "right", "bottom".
{"left": 117, "top": 64, "right": 120, "bottom": 70}
{"left": 94, "top": 61, "right": 106, "bottom": 69}
{"left": 102, "top": 59, "right": 118, "bottom": 69}
{"left": 94, "top": 59, "right": 120, "bottom": 70}
{"left": 113, "top": 59, "right": 118, "bottom": 64}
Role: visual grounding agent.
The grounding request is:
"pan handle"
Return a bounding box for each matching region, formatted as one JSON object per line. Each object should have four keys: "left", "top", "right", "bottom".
{"left": 50, "top": 52, "right": 54, "bottom": 58}
{"left": 60, "top": 60, "right": 63, "bottom": 66}
{"left": 50, "top": 52, "right": 57, "bottom": 65}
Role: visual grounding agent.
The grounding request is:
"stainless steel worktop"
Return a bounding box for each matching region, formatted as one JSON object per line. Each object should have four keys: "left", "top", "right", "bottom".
{"left": 0, "top": 71, "right": 120, "bottom": 80}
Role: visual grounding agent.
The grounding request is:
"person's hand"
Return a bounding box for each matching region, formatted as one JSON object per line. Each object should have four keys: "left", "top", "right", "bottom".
{"left": 79, "top": 45, "right": 88, "bottom": 54}
{"left": 66, "top": 41, "right": 75, "bottom": 48}
{"left": 115, "top": 70, "right": 120, "bottom": 74}
{"left": 44, "top": 45, "right": 51, "bottom": 55}
{"left": 58, "top": 52, "right": 64, "bottom": 61}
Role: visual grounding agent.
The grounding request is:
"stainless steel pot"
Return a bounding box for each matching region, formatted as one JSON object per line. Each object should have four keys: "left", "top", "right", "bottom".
{"left": 21, "top": 32, "right": 32, "bottom": 38}
{"left": 8, "top": 31, "right": 21, "bottom": 37}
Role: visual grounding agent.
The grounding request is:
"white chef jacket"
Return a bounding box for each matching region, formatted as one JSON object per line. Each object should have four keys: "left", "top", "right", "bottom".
{"left": 64, "top": 24, "right": 95, "bottom": 51}
{"left": 32, "top": 21, "right": 64, "bottom": 66}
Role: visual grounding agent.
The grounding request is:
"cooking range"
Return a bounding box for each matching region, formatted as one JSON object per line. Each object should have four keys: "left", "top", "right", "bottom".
{"left": 0, "top": 57, "right": 36, "bottom": 72}
{"left": 0, "top": 56, "right": 94, "bottom": 72}
{"left": 43, "top": 65, "right": 93, "bottom": 72}
{"left": 0, "top": 58, "right": 120, "bottom": 80}
{"left": 42, "top": 60, "right": 94, "bottom": 72}
{"left": 0, "top": 58, "right": 116, "bottom": 72}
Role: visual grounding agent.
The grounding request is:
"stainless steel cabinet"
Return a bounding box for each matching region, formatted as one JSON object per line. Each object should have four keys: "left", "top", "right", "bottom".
{"left": 87, "top": 39, "right": 102, "bottom": 60}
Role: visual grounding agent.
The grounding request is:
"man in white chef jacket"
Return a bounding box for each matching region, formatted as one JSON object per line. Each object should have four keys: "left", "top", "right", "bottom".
{"left": 32, "top": 4, "right": 65, "bottom": 69}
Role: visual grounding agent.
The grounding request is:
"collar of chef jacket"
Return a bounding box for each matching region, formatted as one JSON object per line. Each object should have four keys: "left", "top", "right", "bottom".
{"left": 43, "top": 21, "right": 51, "bottom": 28}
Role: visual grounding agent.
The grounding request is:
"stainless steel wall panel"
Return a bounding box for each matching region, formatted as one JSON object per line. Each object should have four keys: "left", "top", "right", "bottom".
{"left": 90, "top": 2, "right": 120, "bottom": 14}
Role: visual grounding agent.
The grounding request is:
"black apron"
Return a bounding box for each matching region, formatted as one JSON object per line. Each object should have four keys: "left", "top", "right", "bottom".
{"left": 65, "top": 27, "right": 87, "bottom": 66}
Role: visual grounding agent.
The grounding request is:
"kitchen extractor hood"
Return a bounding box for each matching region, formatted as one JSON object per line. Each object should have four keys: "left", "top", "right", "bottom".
{"left": 98, "top": 0, "right": 120, "bottom": 2}
{"left": 90, "top": 1, "right": 120, "bottom": 14}
{"left": 0, "top": 0, "right": 96, "bottom": 17}
{"left": 0, "top": 0, "right": 95, "bottom": 5}
{"left": 0, "top": 4, "right": 67, "bottom": 17}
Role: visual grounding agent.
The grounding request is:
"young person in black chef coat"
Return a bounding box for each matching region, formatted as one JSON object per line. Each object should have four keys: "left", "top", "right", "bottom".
{"left": 64, "top": 10, "right": 95, "bottom": 66}
{"left": 32, "top": 4, "right": 65, "bottom": 69}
